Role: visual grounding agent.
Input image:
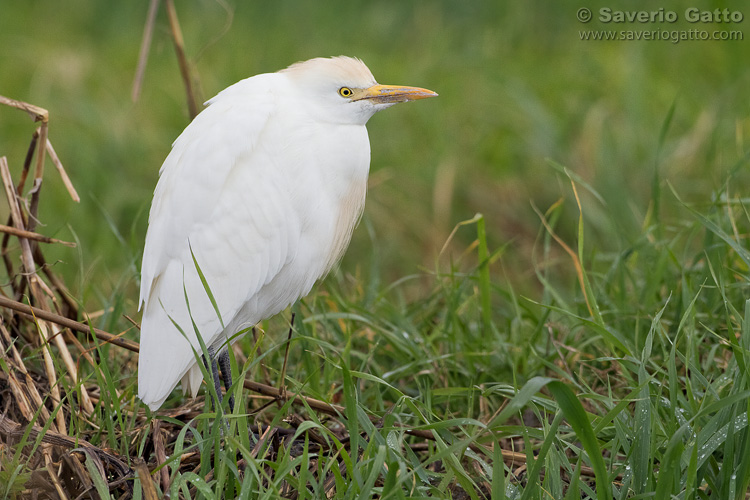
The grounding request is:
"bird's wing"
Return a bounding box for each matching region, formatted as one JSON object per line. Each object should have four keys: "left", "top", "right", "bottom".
{"left": 138, "top": 75, "right": 300, "bottom": 408}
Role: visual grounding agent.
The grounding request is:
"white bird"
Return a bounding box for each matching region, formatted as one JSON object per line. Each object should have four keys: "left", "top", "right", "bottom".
{"left": 138, "top": 56, "right": 436, "bottom": 410}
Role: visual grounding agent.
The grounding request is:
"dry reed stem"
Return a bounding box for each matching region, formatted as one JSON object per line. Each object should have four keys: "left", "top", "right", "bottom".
{"left": 152, "top": 419, "right": 170, "bottom": 491}
{"left": 45, "top": 138, "right": 79, "bottom": 203}
{"left": 0, "top": 295, "right": 140, "bottom": 352}
{"left": 132, "top": 0, "right": 161, "bottom": 103}
{"left": 1, "top": 157, "right": 37, "bottom": 288}
{"left": 165, "top": 0, "right": 200, "bottom": 120}
{"left": 0, "top": 223, "right": 75, "bottom": 246}
{"left": 17, "top": 128, "right": 36, "bottom": 194}
{"left": 0, "top": 131, "right": 37, "bottom": 295}
{"left": 26, "top": 123, "right": 48, "bottom": 234}
{"left": 134, "top": 458, "right": 160, "bottom": 500}
{"left": 35, "top": 320, "right": 66, "bottom": 434}
{"left": 0, "top": 418, "right": 94, "bottom": 450}
{"left": 0, "top": 95, "right": 48, "bottom": 123}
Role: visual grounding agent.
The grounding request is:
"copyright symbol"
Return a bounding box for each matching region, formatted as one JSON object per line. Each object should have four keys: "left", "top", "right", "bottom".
{"left": 577, "top": 7, "right": 592, "bottom": 23}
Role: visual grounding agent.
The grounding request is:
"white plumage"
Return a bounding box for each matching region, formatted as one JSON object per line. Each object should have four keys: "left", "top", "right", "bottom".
{"left": 138, "top": 56, "right": 436, "bottom": 410}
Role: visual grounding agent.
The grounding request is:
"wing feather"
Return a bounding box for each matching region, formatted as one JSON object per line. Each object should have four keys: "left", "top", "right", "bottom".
{"left": 137, "top": 74, "right": 298, "bottom": 409}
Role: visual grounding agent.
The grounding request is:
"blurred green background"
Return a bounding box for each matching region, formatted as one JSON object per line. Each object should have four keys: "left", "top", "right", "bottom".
{"left": 0, "top": 0, "right": 748, "bottom": 308}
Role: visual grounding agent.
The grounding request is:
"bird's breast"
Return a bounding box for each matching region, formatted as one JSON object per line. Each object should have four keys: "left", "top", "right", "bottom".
{"left": 315, "top": 125, "right": 370, "bottom": 273}
{"left": 324, "top": 171, "right": 367, "bottom": 272}
{"left": 282, "top": 121, "right": 370, "bottom": 278}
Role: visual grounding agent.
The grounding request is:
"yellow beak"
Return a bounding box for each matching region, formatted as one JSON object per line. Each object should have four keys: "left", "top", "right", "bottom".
{"left": 354, "top": 84, "right": 438, "bottom": 104}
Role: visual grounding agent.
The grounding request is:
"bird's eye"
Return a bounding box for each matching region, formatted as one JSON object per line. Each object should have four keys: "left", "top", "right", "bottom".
{"left": 338, "top": 87, "right": 353, "bottom": 98}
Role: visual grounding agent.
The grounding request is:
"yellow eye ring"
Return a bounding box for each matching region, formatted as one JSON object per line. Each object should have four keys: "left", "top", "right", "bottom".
{"left": 338, "top": 87, "right": 353, "bottom": 98}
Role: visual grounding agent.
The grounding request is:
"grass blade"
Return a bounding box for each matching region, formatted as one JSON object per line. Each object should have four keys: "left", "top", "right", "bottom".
{"left": 547, "top": 381, "right": 611, "bottom": 500}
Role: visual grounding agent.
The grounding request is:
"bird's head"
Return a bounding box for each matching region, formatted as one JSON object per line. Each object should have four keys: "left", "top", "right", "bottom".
{"left": 281, "top": 56, "right": 437, "bottom": 125}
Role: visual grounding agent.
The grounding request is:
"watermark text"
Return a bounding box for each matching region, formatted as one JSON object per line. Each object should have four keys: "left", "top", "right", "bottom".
{"left": 577, "top": 7, "right": 744, "bottom": 42}
{"left": 577, "top": 8, "right": 744, "bottom": 24}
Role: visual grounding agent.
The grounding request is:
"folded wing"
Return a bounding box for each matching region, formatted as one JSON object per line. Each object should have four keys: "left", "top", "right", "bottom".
{"left": 138, "top": 75, "right": 299, "bottom": 409}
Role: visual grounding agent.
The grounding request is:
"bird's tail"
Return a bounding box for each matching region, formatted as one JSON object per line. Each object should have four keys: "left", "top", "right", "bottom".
{"left": 137, "top": 301, "right": 201, "bottom": 410}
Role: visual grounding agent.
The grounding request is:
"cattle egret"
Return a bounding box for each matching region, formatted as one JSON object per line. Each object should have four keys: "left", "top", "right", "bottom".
{"left": 137, "top": 56, "right": 437, "bottom": 410}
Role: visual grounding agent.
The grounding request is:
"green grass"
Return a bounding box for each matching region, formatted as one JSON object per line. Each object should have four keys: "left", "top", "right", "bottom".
{"left": 5, "top": 174, "right": 750, "bottom": 497}
{"left": 2, "top": 0, "right": 750, "bottom": 498}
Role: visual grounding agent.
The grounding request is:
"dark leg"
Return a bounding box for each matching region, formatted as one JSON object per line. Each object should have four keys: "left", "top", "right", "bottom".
{"left": 218, "top": 349, "right": 235, "bottom": 413}
{"left": 203, "top": 346, "right": 224, "bottom": 409}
